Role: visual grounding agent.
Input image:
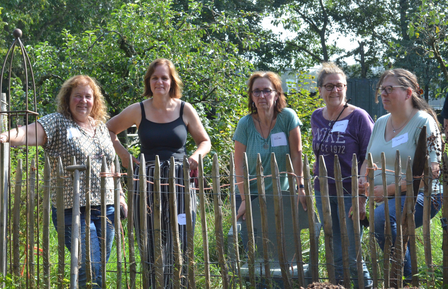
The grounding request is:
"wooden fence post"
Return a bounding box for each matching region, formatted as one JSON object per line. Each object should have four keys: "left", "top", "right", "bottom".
{"left": 42, "top": 156, "right": 51, "bottom": 289}
{"left": 367, "top": 154, "right": 378, "bottom": 288}
{"left": 126, "top": 155, "right": 136, "bottom": 289}
{"left": 334, "top": 155, "right": 350, "bottom": 288}
{"left": 198, "top": 155, "right": 211, "bottom": 289}
{"left": 391, "top": 151, "right": 403, "bottom": 288}
{"left": 139, "top": 154, "right": 150, "bottom": 288}
{"left": 404, "top": 157, "right": 418, "bottom": 287}
{"left": 101, "top": 157, "right": 107, "bottom": 289}
{"left": 381, "top": 152, "right": 391, "bottom": 288}
{"left": 286, "top": 154, "right": 305, "bottom": 286}
{"left": 242, "top": 152, "right": 255, "bottom": 288}
{"left": 256, "top": 154, "right": 272, "bottom": 287}
{"left": 183, "top": 155, "right": 196, "bottom": 288}
{"left": 271, "top": 153, "right": 292, "bottom": 288}
{"left": 169, "top": 156, "right": 182, "bottom": 288}
{"left": 229, "top": 153, "right": 243, "bottom": 289}
{"left": 351, "top": 154, "right": 364, "bottom": 289}
{"left": 56, "top": 157, "right": 65, "bottom": 289}
{"left": 303, "top": 154, "right": 318, "bottom": 283}
{"left": 85, "top": 157, "right": 92, "bottom": 289}
{"left": 423, "top": 156, "right": 433, "bottom": 286}
{"left": 319, "top": 155, "right": 336, "bottom": 284}
{"left": 12, "top": 159, "right": 22, "bottom": 277}
{"left": 114, "top": 156, "right": 122, "bottom": 289}
{"left": 66, "top": 157, "right": 87, "bottom": 289}
{"left": 212, "top": 154, "right": 229, "bottom": 288}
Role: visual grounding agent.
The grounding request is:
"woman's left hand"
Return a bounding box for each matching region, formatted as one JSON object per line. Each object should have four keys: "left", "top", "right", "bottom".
{"left": 188, "top": 156, "right": 199, "bottom": 171}
{"left": 373, "top": 185, "right": 385, "bottom": 203}
{"left": 349, "top": 196, "right": 367, "bottom": 220}
{"left": 119, "top": 194, "right": 128, "bottom": 219}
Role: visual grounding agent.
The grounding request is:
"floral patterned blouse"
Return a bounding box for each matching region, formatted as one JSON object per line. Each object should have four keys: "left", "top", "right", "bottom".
{"left": 38, "top": 113, "right": 115, "bottom": 209}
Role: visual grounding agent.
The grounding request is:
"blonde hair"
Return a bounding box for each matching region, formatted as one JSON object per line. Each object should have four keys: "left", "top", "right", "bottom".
{"left": 57, "top": 75, "right": 108, "bottom": 123}
{"left": 316, "top": 62, "right": 347, "bottom": 87}
{"left": 143, "top": 58, "right": 183, "bottom": 99}
{"left": 247, "top": 71, "right": 286, "bottom": 115}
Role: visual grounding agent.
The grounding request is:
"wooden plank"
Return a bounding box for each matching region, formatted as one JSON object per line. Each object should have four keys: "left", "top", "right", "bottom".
{"left": 319, "top": 155, "right": 335, "bottom": 284}
{"left": 334, "top": 155, "right": 350, "bottom": 288}
{"left": 85, "top": 157, "right": 92, "bottom": 289}
{"left": 42, "top": 156, "right": 51, "bottom": 289}
{"left": 211, "top": 154, "right": 229, "bottom": 288}
{"left": 351, "top": 154, "right": 364, "bottom": 289}
{"left": 367, "top": 154, "right": 378, "bottom": 288}
{"left": 403, "top": 157, "right": 418, "bottom": 286}
{"left": 422, "top": 157, "right": 433, "bottom": 286}
{"left": 13, "top": 159, "right": 22, "bottom": 277}
{"left": 69, "top": 157, "right": 82, "bottom": 289}
{"left": 28, "top": 158, "right": 36, "bottom": 287}
{"left": 303, "top": 155, "right": 318, "bottom": 282}
{"left": 286, "top": 154, "right": 305, "bottom": 286}
{"left": 139, "top": 155, "right": 150, "bottom": 288}
{"left": 242, "top": 153, "right": 255, "bottom": 288}
{"left": 256, "top": 154, "right": 272, "bottom": 287}
{"left": 391, "top": 151, "right": 403, "bottom": 288}
{"left": 101, "top": 157, "right": 107, "bottom": 289}
{"left": 114, "top": 156, "right": 122, "bottom": 289}
{"left": 169, "top": 156, "right": 182, "bottom": 289}
{"left": 56, "top": 157, "right": 65, "bottom": 289}
{"left": 381, "top": 152, "right": 391, "bottom": 288}
{"left": 270, "top": 153, "right": 292, "bottom": 288}
{"left": 198, "top": 155, "right": 211, "bottom": 289}
{"left": 229, "top": 153, "right": 243, "bottom": 289}
{"left": 126, "top": 155, "right": 136, "bottom": 289}
{"left": 183, "top": 156, "right": 196, "bottom": 288}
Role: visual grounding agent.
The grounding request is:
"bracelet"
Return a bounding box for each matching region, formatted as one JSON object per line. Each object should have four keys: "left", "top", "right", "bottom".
{"left": 299, "top": 184, "right": 304, "bottom": 189}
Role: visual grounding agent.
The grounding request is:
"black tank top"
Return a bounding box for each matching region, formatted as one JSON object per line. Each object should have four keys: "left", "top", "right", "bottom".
{"left": 138, "top": 101, "right": 187, "bottom": 161}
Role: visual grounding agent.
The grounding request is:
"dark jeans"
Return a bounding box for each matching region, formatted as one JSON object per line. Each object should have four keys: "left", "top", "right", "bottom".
{"left": 52, "top": 205, "right": 115, "bottom": 288}
{"left": 374, "top": 192, "right": 442, "bottom": 278}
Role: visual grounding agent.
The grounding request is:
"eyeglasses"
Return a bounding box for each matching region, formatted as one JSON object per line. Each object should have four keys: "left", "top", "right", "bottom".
{"left": 379, "top": 85, "right": 406, "bottom": 95}
{"left": 252, "top": 89, "right": 276, "bottom": 97}
{"left": 322, "top": 83, "right": 346, "bottom": 91}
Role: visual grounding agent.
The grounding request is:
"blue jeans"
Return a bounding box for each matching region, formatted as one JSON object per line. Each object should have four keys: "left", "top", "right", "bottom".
{"left": 52, "top": 205, "right": 115, "bottom": 288}
{"left": 315, "top": 191, "right": 372, "bottom": 288}
{"left": 374, "top": 192, "right": 442, "bottom": 278}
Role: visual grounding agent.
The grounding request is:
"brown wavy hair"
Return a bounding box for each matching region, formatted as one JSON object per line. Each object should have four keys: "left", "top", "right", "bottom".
{"left": 143, "top": 58, "right": 183, "bottom": 99}
{"left": 57, "top": 75, "right": 108, "bottom": 123}
{"left": 375, "top": 68, "right": 439, "bottom": 126}
{"left": 247, "top": 71, "right": 286, "bottom": 115}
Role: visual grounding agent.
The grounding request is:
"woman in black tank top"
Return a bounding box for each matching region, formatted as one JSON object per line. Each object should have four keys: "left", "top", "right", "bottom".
{"left": 107, "top": 58, "right": 211, "bottom": 288}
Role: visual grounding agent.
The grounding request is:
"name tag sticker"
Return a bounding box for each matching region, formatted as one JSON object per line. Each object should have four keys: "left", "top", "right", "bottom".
{"left": 178, "top": 213, "right": 187, "bottom": 225}
{"left": 331, "top": 120, "right": 349, "bottom": 133}
{"left": 67, "top": 127, "right": 81, "bottom": 139}
{"left": 392, "top": 132, "right": 408, "bottom": 148}
{"left": 271, "top": 132, "right": 287, "bottom": 147}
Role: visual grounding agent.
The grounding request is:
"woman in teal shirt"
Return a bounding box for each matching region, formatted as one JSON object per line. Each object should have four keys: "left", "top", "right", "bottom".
{"left": 233, "top": 71, "right": 306, "bottom": 220}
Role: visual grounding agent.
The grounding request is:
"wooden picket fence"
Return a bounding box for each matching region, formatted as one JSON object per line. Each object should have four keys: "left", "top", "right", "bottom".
{"left": 0, "top": 150, "right": 447, "bottom": 289}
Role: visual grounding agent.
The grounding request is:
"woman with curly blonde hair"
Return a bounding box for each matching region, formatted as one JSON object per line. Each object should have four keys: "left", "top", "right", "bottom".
{"left": 0, "top": 75, "right": 124, "bottom": 288}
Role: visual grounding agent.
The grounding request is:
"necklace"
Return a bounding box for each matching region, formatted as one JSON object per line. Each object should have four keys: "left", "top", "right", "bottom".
{"left": 255, "top": 116, "right": 274, "bottom": 149}
{"left": 390, "top": 116, "right": 409, "bottom": 133}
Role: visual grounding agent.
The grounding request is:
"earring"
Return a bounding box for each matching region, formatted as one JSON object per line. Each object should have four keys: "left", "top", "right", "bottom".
{"left": 252, "top": 102, "right": 255, "bottom": 108}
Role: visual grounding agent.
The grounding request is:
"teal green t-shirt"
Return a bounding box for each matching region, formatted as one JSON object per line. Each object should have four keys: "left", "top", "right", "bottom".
{"left": 366, "top": 110, "right": 441, "bottom": 192}
{"left": 233, "top": 108, "right": 302, "bottom": 195}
